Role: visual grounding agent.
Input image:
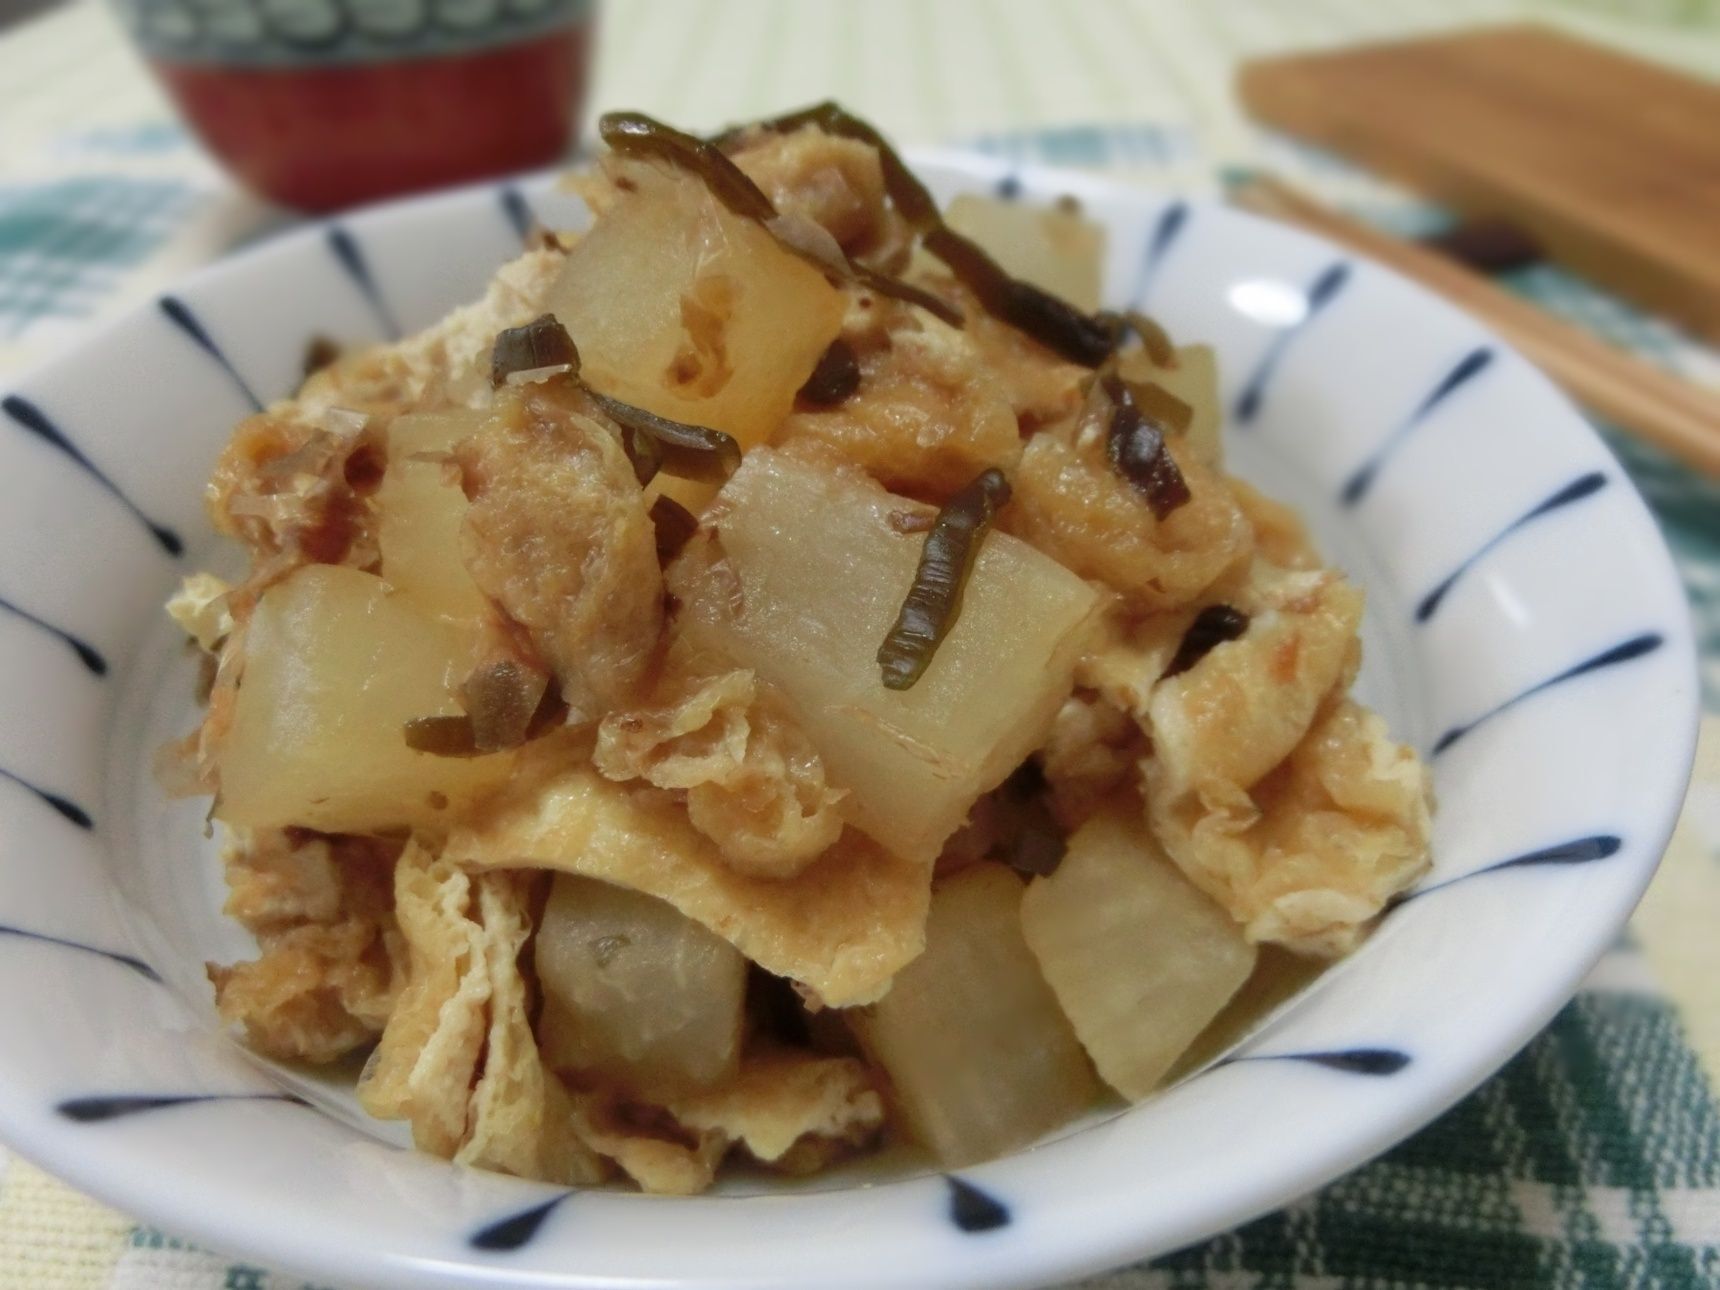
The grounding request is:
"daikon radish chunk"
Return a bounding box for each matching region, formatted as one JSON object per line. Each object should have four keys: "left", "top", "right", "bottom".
{"left": 544, "top": 168, "right": 845, "bottom": 459}
{"left": 215, "top": 565, "right": 511, "bottom": 832}
{"left": 535, "top": 874, "right": 747, "bottom": 1096}
{"left": 945, "top": 193, "right": 1104, "bottom": 313}
{"left": 672, "top": 449, "right": 1099, "bottom": 862}
{"left": 1020, "top": 808, "right": 1255, "bottom": 1099}
{"left": 376, "top": 409, "right": 490, "bottom": 624}
{"left": 1118, "top": 343, "right": 1221, "bottom": 466}
{"left": 849, "top": 864, "right": 1099, "bottom": 1165}
{"left": 1167, "top": 946, "right": 1326, "bottom": 1083}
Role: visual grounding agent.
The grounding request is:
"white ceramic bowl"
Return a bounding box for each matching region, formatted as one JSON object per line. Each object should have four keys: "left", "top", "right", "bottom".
{"left": 0, "top": 153, "right": 1698, "bottom": 1289}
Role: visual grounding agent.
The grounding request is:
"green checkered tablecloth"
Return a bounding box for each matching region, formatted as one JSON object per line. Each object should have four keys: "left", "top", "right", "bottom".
{"left": 2, "top": 2, "right": 1720, "bottom": 1287}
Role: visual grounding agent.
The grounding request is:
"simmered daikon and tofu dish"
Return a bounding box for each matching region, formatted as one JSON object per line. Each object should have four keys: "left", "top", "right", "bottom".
{"left": 162, "top": 105, "right": 1433, "bottom": 1193}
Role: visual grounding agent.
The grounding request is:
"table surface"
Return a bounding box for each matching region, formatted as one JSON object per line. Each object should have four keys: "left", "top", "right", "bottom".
{"left": 2, "top": 2, "right": 1719, "bottom": 1287}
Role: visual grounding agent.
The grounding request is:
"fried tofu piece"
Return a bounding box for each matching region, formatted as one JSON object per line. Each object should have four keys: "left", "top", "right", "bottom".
{"left": 1005, "top": 421, "right": 1252, "bottom": 614}
{"left": 208, "top": 923, "right": 398, "bottom": 1065}
{"left": 358, "top": 843, "right": 607, "bottom": 1183}
{"left": 1145, "top": 563, "right": 1365, "bottom": 796}
{"left": 1229, "top": 477, "right": 1322, "bottom": 572}
{"left": 445, "top": 734, "right": 928, "bottom": 1007}
{"left": 295, "top": 245, "right": 568, "bottom": 418}
{"left": 207, "top": 829, "right": 404, "bottom": 1064}
{"left": 594, "top": 650, "right": 844, "bottom": 880}
{"left": 729, "top": 125, "right": 911, "bottom": 263}
{"left": 1071, "top": 553, "right": 1428, "bottom": 953}
{"left": 951, "top": 278, "right": 1090, "bottom": 431}
{"left": 357, "top": 844, "right": 492, "bottom": 1156}
{"left": 457, "top": 383, "right": 662, "bottom": 716}
{"left": 559, "top": 1047, "right": 884, "bottom": 1193}
{"left": 562, "top": 1089, "right": 725, "bottom": 1196}
{"left": 671, "top": 1047, "right": 885, "bottom": 1174}
{"left": 205, "top": 411, "right": 383, "bottom": 583}
{"left": 1145, "top": 699, "right": 1432, "bottom": 956}
{"left": 775, "top": 298, "right": 1024, "bottom": 503}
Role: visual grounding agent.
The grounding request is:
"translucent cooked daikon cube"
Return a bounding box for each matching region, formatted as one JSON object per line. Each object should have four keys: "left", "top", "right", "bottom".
{"left": 545, "top": 168, "right": 846, "bottom": 457}
{"left": 376, "top": 409, "right": 490, "bottom": 624}
{"left": 1166, "top": 946, "right": 1326, "bottom": 1084}
{"left": 672, "top": 449, "right": 1099, "bottom": 862}
{"left": 849, "top": 864, "right": 1099, "bottom": 1166}
{"left": 1019, "top": 808, "right": 1256, "bottom": 1099}
{"left": 944, "top": 192, "right": 1104, "bottom": 313}
{"left": 215, "top": 564, "right": 511, "bottom": 832}
{"left": 535, "top": 874, "right": 747, "bottom": 1097}
{"left": 1117, "top": 342, "right": 1221, "bottom": 466}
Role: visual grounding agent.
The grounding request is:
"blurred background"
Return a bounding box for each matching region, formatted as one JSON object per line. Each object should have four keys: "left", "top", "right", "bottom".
{"left": 2, "top": 1, "right": 1720, "bottom": 1286}
{"left": 5, "top": 0, "right": 1720, "bottom": 372}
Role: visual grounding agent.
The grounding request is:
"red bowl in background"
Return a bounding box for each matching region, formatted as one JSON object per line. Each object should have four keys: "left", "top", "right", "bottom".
{"left": 115, "top": 0, "right": 595, "bottom": 213}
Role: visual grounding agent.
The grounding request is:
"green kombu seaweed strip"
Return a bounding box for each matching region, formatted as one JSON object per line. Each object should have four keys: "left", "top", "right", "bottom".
{"left": 649, "top": 495, "right": 699, "bottom": 563}
{"left": 487, "top": 313, "right": 741, "bottom": 485}
{"left": 994, "top": 760, "right": 1067, "bottom": 877}
{"left": 1102, "top": 373, "right": 1191, "bottom": 519}
{"left": 586, "top": 391, "right": 741, "bottom": 483}
{"left": 490, "top": 313, "right": 581, "bottom": 387}
{"left": 923, "top": 227, "right": 1117, "bottom": 366}
{"left": 1162, "top": 605, "right": 1250, "bottom": 678}
{"left": 403, "top": 714, "right": 481, "bottom": 757}
{"left": 600, "top": 110, "right": 961, "bottom": 325}
{"left": 729, "top": 101, "right": 1123, "bottom": 365}
{"left": 877, "top": 468, "right": 1012, "bottom": 691}
{"left": 796, "top": 338, "right": 863, "bottom": 408}
{"left": 601, "top": 111, "right": 778, "bottom": 221}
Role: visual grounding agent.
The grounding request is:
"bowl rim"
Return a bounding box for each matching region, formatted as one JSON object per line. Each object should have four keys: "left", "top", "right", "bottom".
{"left": 0, "top": 149, "right": 1700, "bottom": 1290}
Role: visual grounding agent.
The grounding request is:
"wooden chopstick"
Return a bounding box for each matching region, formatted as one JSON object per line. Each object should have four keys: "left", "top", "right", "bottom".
{"left": 1229, "top": 173, "right": 1720, "bottom": 479}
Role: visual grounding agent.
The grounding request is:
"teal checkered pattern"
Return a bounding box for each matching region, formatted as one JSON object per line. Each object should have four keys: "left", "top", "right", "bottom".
{"left": 1132, "top": 993, "right": 1720, "bottom": 1288}
{"left": 0, "top": 174, "right": 198, "bottom": 338}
